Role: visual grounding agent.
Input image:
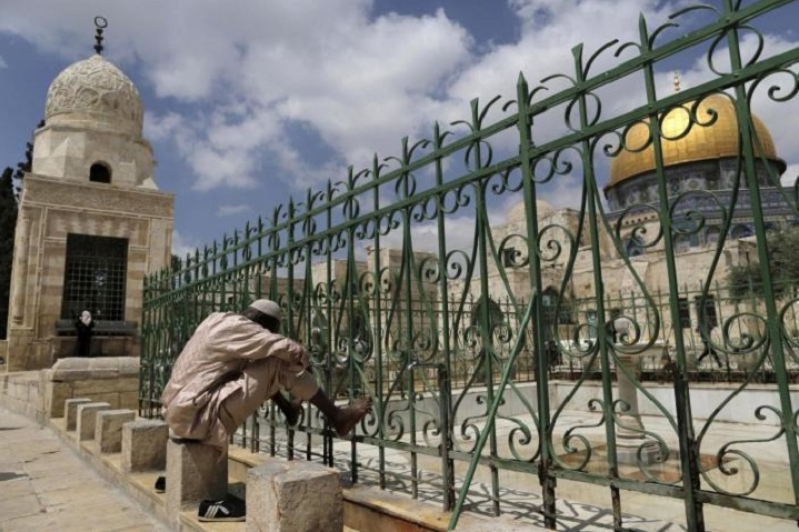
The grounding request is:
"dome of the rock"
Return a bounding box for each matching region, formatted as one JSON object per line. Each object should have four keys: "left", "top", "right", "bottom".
{"left": 608, "top": 94, "right": 784, "bottom": 188}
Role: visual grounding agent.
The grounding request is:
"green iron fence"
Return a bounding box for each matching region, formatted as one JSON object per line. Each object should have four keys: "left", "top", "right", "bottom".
{"left": 141, "top": 1, "right": 799, "bottom": 530}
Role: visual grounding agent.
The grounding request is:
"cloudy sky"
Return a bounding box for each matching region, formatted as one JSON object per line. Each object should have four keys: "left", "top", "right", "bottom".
{"left": 1, "top": 0, "right": 798, "bottom": 258}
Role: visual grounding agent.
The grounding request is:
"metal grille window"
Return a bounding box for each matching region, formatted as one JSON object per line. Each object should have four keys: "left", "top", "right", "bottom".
{"left": 61, "top": 234, "right": 128, "bottom": 321}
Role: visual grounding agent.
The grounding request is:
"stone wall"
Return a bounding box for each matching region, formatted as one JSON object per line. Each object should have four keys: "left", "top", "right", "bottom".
{"left": 0, "top": 358, "right": 140, "bottom": 422}
{"left": 5, "top": 174, "right": 173, "bottom": 371}
{"left": 0, "top": 371, "right": 47, "bottom": 420}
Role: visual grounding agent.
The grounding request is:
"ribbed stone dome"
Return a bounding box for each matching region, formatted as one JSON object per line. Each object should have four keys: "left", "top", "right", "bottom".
{"left": 44, "top": 54, "right": 143, "bottom": 136}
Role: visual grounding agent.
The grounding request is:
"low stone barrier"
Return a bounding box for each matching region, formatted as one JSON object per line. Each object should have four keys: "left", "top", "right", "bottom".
{"left": 247, "top": 459, "right": 343, "bottom": 532}
{"left": 46, "top": 357, "right": 140, "bottom": 419}
{"left": 0, "top": 371, "right": 47, "bottom": 420}
{"left": 165, "top": 440, "right": 228, "bottom": 521}
{"left": 77, "top": 402, "right": 111, "bottom": 441}
{"left": 65, "top": 397, "right": 93, "bottom": 431}
{"left": 122, "top": 419, "right": 169, "bottom": 473}
{"left": 95, "top": 409, "right": 136, "bottom": 453}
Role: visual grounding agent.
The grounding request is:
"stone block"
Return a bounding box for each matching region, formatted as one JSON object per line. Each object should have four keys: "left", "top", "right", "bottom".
{"left": 119, "top": 391, "right": 139, "bottom": 411}
{"left": 76, "top": 402, "right": 111, "bottom": 441}
{"left": 121, "top": 419, "right": 168, "bottom": 473}
{"left": 247, "top": 459, "right": 342, "bottom": 532}
{"left": 45, "top": 377, "right": 72, "bottom": 418}
{"left": 95, "top": 409, "right": 136, "bottom": 453}
{"left": 86, "top": 391, "right": 121, "bottom": 409}
{"left": 117, "top": 356, "right": 140, "bottom": 376}
{"left": 166, "top": 440, "right": 228, "bottom": 517}
{"left": 72, "top": 379, "right": 128, "bottom": 395}
{"left": 51, "top": 357, "right": 93, "bottom": 381}
{"left": 65, "top": 398, "right": 93, "bottom": 431}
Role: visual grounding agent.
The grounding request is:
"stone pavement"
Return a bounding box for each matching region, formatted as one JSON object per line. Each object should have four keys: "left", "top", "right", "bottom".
{"left": 260, "top": 409, "right": 797, "bottom": 531}
{"left": 0, "top": 407, "right": 168, "bottom": 532}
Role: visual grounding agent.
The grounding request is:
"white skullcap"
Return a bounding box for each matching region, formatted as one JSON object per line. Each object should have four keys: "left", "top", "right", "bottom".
{"left": 249, "top": 299, "right": 282, "bottom": 321}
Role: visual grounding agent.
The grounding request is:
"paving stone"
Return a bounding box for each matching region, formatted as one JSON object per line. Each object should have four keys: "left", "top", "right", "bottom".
{"left": 0, "top": 406, "right": 168, "bottom": 532}
{"left": 0, "top": 494, "right": 42, "bottom": 521}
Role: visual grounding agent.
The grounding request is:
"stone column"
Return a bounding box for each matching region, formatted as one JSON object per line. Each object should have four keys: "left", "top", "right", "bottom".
{"left": 11, "top": 212, "right": 31, "bottom": 325}
{"left": 613, "top": 318, "right": 658, "bottom": 465}
{"left": 615, "top": 353, "right": 645, "bottom": 439}
{"left": 165, "top": 440, "right": 228, "bottom": 518}
{"left": 247, "top": 460, "right": 343, "bottom": 532}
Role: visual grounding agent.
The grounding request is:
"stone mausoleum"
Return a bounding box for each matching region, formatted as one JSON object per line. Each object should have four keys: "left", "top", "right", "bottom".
{"left": 4, "top": 49, "right": 174, "bottom": 371}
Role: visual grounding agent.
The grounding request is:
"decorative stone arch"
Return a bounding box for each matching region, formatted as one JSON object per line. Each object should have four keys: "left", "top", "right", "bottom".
{"left": 705, "top": 225, "right": 721, "bottom": 245}
{"left": 89, "top": 161, "right": 112, "bottom": 184}
{"left": 470, "top": 296, "right": 504, "bottom": 335}
{"left": 731, "top": 224, "right": 753, "bottom": 239}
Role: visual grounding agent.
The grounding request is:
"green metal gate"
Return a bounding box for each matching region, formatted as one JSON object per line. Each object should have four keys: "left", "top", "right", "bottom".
{"left": 141, "top": 1, "right": 799, "bottom": 529}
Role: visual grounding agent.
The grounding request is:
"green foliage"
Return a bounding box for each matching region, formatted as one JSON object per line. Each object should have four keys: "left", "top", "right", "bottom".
{"left": 727, "top": 227, "right": 799, "bottom": 300}
{"left": 14, "top": 143, "right": 32, "bottom": 182}
{"left": 0, "top": 167, "right": 17, "bottom": 339}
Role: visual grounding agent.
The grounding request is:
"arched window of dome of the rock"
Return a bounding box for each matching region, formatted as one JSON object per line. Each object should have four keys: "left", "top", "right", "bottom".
{"left": 89, "top": 162, "right": 112, "bottom": 184}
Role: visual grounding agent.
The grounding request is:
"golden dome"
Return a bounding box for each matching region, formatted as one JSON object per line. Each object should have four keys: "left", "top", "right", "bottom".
{"left": 607, "top": 94, "right": 783, "bottom": 188}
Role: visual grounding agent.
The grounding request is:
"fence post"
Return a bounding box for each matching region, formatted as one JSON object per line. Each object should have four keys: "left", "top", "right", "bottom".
{"left": 438, "top": 363, "right": 455, "bottom": 512}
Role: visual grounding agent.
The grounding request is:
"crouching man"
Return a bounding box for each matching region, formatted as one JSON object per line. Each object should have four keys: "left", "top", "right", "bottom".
{"left": 159, "top": 299, "right": 371, "bottom": 522}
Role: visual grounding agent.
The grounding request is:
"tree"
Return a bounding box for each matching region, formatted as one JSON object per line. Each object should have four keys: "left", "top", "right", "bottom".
{"left": 0, "top": 167, "right": 17, "bottom": 339}
{"left": 727, "top": 226, "right": 799, "bottom": 300}
{"left": 11, "top": 120, "right": 42, "bottom": 199}
{"left": 14, "top": 142, "right": 32, "bottom": 194}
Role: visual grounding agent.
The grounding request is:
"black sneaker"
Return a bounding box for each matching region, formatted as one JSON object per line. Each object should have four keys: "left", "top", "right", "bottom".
{"left": 154, "top": 476, "right": 165, "bottom": 493}
{"left": 198, "top": 497, "right": 246, "bottom": 522}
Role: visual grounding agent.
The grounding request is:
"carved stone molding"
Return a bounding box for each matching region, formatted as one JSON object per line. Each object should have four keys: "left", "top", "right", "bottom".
{"left": 23, "top": 176, "right": 173, "bottom": 218}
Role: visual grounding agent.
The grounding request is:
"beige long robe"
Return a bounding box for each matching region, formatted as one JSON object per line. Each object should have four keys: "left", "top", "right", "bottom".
{"left": 161, "top": 312, "right": 307, "bottom": 449}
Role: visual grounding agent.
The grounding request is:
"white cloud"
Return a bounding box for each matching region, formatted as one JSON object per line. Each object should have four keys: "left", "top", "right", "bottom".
{"left": 0, "top": 1, "right": 473, "bottom": 192}
{"left": 782, "top": 164, "right": 799, "bottom": 188}
{"left": 172, "top": 229, "right": 199, "bottom": 258}
{"left": 0, "top": 54, "right": 6, "bottom": 68}
{"left": 2, "top": 0, "right": 797, "bottom": 200}
{"left": 674, "top": 32, "right": 799, "bottom": 180}
{"left": 217, "top": 204, "right": 252, "bottom": 217}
